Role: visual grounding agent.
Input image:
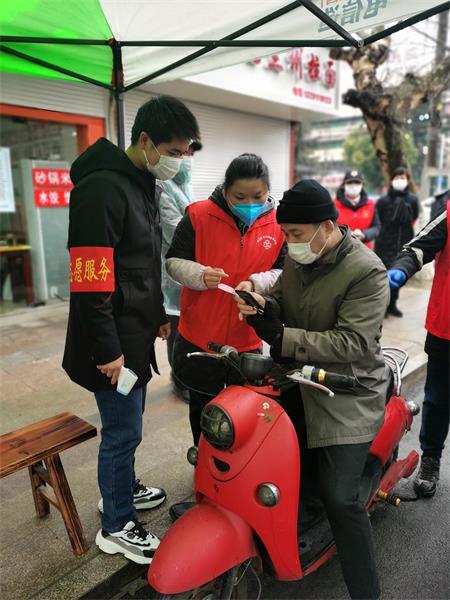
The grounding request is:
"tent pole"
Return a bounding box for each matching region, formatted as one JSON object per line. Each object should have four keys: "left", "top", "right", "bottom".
{"left": 115, "top": 91, "right": 125, "bottom": 150}
{"left": 364, "top": 2, "right": 450, "bottom": 46}
{"left": 111, "top": 40, "right": 125, "bottom": 149}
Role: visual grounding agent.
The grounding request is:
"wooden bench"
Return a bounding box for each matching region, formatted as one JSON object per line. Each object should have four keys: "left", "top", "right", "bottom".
{"left": 0, "top": 412, "right": 97, "bottom": 555}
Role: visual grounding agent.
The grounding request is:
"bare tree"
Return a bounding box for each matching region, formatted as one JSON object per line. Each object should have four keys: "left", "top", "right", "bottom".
{"left": 330, "top": 30, "right": 450, "bottom": 188}
{"left": 427, "top": 10, "right": 449, "bottom": 168}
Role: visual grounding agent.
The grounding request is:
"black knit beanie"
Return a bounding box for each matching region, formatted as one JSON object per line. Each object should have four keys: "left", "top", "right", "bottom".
{"left": 277, "top": 179, "right": 338, "bottom": 224}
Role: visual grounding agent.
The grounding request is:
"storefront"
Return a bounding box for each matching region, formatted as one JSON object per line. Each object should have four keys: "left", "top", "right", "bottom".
{"left": 0, "top": 46, "right": 339, "bottom": 311}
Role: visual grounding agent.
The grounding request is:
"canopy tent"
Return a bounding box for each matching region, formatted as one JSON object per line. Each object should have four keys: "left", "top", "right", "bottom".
{"left": 1, "top": 0, "right": 449, "bottom": 147}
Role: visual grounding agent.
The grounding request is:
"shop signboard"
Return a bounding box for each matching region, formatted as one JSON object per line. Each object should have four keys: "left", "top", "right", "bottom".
{"left": 32, "top": 168, "right": 73, "bottom": 208}
{"left": 0, "top": 147, "right": 15, "bottom": 213}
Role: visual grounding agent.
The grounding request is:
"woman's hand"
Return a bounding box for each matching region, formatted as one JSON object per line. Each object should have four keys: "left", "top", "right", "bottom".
{"left": 235, "top": 291, "right": 266, "bottom": 321}
{"left": 235, "top": 280, "right": 254, "bottom": 293}
{"left": 203, "top": 267, "right": 229, "bottom": 289}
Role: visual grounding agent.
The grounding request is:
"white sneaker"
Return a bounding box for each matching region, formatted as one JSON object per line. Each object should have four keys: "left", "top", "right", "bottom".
{"left": 98, "top": 481, "right": 166, "bottom": 513}
{"left": 96, "top": 520, "right": 159, "bottom": 564}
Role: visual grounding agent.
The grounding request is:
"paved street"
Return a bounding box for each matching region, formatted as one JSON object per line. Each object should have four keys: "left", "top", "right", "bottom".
{"left": 0, "top": 284, "right": 447, "bottom": 600}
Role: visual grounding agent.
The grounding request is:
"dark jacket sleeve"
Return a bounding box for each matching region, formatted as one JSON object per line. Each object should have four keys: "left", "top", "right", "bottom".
{"left": 68, "top": 176, "right": 126, "bottom": 365}
{"left": 271, "top": 240, "right": 288, "bottom": 269}
{"left": 391, "top": 206, "right": 447, "bottom": 278}
{"left": 166, "top": 213, "right": 196, "bottom": 261}
{"left": 362, "top": 209, "right": 381, "bottom": 242}
{"left": 410, "top": 194, "right": 420, "bottom": 221}
{"left": 375, "top": 196, "right": 387, "bottom": 224}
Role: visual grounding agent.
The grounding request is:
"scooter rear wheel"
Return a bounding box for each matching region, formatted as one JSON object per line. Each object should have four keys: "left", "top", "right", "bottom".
{"left": 156, "top": 563, "right": 249, "bottom": 600}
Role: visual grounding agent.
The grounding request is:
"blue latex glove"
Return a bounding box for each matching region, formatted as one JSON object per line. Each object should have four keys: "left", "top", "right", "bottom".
{"left": 387, "top": 269, "right": 407, "bottom": 289}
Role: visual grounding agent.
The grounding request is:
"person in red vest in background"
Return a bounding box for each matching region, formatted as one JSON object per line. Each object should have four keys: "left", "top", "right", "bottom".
{"left": 388, "top": 191, "right": 449, "bottom": 498}
{"left": 334, "top": 170, "right": 380, "bottom": 248}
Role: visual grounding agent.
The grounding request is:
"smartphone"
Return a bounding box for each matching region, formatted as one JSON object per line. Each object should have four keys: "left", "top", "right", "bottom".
{"left": 235, "top": 290, "right": 265, "bottom": 316}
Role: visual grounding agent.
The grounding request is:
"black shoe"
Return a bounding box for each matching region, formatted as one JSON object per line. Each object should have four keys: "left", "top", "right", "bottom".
{"left": 169, "top": 501, "right": 195, "bottom": 522}
{"left": 387, "top": 305, "right": 403, "bottom": 318}
{"left": 414, "top": 456, "right": 440, "bottom": 497}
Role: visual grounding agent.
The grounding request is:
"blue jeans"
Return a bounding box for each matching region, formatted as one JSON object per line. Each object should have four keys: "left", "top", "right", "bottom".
{"left": 420, "top": 355, "right": 450, "bottom": 459}
{"left": 94, "top": 386, "right": 146, "bottom": 533}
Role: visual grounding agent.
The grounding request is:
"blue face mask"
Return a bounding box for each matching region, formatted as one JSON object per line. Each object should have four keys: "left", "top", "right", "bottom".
{"left": 229, "top": 202, "right": 266, "bottom": 226}
{"left": 173, "top": 159, "right": 192, "bottom": 186}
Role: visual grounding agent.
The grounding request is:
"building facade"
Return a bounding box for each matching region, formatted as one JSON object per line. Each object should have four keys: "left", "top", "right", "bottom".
{"left": 0, "top": 47, "right": 341, "bottom": 310}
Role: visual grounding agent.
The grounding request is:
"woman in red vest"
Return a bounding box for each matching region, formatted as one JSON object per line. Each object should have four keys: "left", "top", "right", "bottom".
{"left": 166, "top": 154, "right": 286, "bottom": 445}
{"left": 335, "top": 170, "right": 380, "bottom": 248}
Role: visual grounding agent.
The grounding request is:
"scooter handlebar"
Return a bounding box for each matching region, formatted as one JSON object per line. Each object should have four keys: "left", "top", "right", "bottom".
{"left": 300, "top": 365, "right": 357, "bottom": 389}
{"left": 322, "top": 372, "right": 357, "bottom": 389}
{"left": 207, "top": 342, "right": 223, "bottom": 353}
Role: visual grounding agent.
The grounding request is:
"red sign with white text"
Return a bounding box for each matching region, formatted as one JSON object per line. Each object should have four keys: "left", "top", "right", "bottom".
{"left": 249, "top": 49, "right": 336, "bottom": 106}
{"left": 32, "top": 168, "right": 73, "bottom": 208}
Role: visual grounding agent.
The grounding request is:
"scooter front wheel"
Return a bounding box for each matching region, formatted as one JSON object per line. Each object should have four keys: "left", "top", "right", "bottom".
{"left": 155, "top": 563, "right": 249, "bottom": 600}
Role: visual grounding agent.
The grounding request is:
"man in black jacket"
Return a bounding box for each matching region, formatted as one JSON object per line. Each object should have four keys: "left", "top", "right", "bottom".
{"left": 63, "top": 96, "right": 199, "bottom": 563}
{"left": 388, "top": 192, "right": 449, "bottom": 498}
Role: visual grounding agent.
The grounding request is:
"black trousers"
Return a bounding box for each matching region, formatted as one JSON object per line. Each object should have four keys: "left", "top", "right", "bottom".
{"left": 389, "top": 286, "right": 400, "bottom": 309}
{"left": 420, "top": 353, "right": 450, "bottom": 459}
{"left": 281, "top": 387, "right": 380, "bottom": 600}
{"left": 189, "top": 390, "right": 214, "bottom": 446}
{"left": 314, "top": 443, "right": 380, "bottom": 599}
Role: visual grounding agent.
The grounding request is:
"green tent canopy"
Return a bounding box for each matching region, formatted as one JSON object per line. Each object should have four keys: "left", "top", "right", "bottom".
{"left": 1, "top": 0, "right": 448, "bottom": 144}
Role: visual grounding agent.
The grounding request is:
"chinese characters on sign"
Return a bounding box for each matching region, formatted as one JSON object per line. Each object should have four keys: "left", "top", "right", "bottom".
{"left": 32, "top": 168, "right": 73, "bottom": 208}
{"left": 249, "top": 49, "right": 336, "bottom": 105}
{"left": 69, "top": 247, "right": 115, "bottom": 292}
{"left": 318, "top": 0, "right": 388, "bottom": 31}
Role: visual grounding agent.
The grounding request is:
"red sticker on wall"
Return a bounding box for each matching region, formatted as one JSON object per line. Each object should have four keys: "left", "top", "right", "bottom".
{"left": 70, "top": 247, "right": 115, "bottom": 292}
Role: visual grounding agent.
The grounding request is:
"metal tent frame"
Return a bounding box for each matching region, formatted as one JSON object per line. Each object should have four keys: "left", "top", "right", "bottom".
{"left": 1, "top": 0, "right": 449, "bottom": 148}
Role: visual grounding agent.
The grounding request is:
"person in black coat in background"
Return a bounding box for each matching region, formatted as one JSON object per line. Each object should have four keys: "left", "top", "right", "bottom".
{"left": 63, "top": 95, "right": 200, "bottom": 563}
{"left": 374, "top": 167, "right": 419, "bottom": 317}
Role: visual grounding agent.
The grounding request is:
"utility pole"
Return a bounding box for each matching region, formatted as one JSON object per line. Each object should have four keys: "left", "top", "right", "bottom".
{"left": 427, "top": 10, "right": 449, "bottom": 169}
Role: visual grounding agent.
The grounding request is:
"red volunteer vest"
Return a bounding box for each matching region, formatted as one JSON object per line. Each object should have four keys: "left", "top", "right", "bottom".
{"left": 425, "top": 202, "right": 450, "bottom": 340}
{"left": 335, "top": 198, "right": 376, "bottom": 248}
{"left": 178, "top": 200, "right": 284, "bottom": 352}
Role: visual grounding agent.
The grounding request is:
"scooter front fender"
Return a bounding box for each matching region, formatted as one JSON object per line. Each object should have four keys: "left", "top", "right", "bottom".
{"left": 148, "top": 501, "right": 258, "bottom": 595}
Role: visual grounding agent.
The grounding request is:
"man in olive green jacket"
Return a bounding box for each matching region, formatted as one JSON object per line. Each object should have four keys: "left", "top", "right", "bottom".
{"left": 237, "top": 179, "right": 389, "bottom": 600}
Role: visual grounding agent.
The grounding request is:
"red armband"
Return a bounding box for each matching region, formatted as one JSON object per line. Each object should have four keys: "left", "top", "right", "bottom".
{"left": 70, "top": 247, "right": 115, "bottom": 292}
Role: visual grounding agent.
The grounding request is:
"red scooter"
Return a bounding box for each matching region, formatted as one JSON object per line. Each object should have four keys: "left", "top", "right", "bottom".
{"left": 148, "top": 344, "right": 420, "bottom": 599}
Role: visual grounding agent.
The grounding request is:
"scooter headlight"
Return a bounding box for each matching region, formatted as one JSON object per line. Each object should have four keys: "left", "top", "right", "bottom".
{"left": 200, "top": 404, "right": 234, "bottom": 450}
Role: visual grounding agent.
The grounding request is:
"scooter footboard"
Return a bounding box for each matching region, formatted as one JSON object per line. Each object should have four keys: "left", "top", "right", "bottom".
{"left": 148, "top": 501, "right": 258, "bottom": 595}
{"left": 378, "top": 450, "right": 419, "bottom": 494}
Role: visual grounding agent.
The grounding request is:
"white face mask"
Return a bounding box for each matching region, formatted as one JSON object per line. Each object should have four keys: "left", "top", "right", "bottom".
{"left": 392, "top": 178, "right": 408, "bottom": 192}
{"left": 345, "top": 183, "right": 362, "bottom": 199}
{"left": 142, "top": 142, "right": 181, "bottom": 181}
{"left": 288, "top": 223, "right": 328, "bottom": 265}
